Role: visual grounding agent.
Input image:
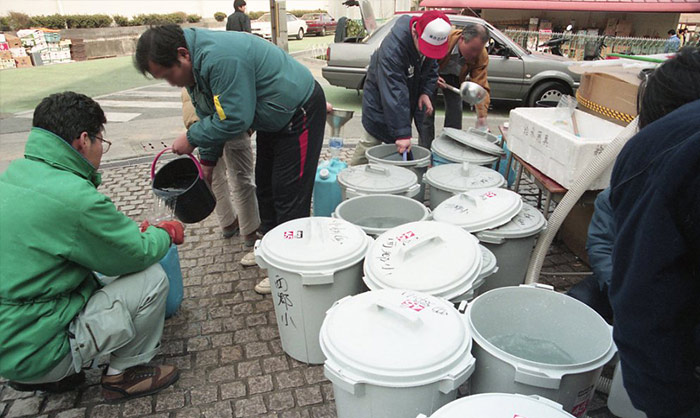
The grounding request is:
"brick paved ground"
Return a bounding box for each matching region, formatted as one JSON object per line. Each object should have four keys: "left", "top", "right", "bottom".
{"left": 0, "top": 148, "right": 617, "bottom": 418}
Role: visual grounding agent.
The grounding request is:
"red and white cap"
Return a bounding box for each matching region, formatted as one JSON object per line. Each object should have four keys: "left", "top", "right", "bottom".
{"left": 411, "top": 11, "right": 452, "bottom": 59}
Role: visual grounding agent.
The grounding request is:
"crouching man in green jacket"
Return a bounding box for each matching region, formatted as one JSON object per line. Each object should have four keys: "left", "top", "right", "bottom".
{"left": 0, "top": 92, "right": 185, "bottom": 401}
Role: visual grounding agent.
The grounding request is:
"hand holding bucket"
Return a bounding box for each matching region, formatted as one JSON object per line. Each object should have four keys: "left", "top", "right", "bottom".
{"left": 151, "top": 148, "right": 216, "bottom": 224}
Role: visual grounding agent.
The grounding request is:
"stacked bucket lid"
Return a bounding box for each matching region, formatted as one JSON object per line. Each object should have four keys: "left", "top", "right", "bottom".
{"left": 432, "top": 188, "right": 523, "bottom": 233}
{"left": 432, "top": 127, "right": 505, "bottom": 167}
{"left": 337, "top": 163, "right": 420, "bottom": 200}
{"left": 423, "top": 162, "right": 506, "bottom": 209}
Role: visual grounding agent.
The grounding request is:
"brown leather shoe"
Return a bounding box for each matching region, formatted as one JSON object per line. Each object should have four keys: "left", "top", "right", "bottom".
{"left": 101, "top": 364, "right": 179, "bottom": 402}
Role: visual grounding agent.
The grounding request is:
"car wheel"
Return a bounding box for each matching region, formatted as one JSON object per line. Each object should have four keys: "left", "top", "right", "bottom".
{"left": 297, "top": 28, "right": 304, "bottom": 40}
{"left": 320, "top": 27, "right": 326, "bottom": 37}
{"left": 526, "top": 80, "right": 570, "bottom": 107}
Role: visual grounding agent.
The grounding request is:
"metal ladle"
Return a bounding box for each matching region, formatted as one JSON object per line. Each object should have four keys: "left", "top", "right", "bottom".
{"left": 444, "top": 81, "right": 488, "bottom": 105}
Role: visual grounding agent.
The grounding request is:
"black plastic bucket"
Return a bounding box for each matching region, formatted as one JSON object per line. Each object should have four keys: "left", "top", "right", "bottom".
{"left": 151, "top": 148, "right": 216, "bottom": 224}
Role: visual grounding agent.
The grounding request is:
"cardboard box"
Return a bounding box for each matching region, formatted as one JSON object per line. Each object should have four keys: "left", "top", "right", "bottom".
{"left": 615, "top": 21, "right": 633, "bottom": 37}
{"left": 14, "top": 56, "right": 33, "bottom": 68}
{"left": 0, "top": 50, "right": 11, "bottom": 60}
{"left": 5, "top": 34, "right": 21, "bottom": 49}
{"left": 577, "top": 72, "right": 639, "bottom": 127}
{"left": 10, "top": 47, "right": 26, "bottom": 57}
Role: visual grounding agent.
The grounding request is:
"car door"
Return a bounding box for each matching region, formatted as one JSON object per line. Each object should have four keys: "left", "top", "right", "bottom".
{"left": 483, "top": 30, "right": 525, "bottom": 101}
{"left": 325, "top": 14, "right": 337, "bottom": 32}
{"left": 287, "top": 14, "right": 300, "bottom": 36}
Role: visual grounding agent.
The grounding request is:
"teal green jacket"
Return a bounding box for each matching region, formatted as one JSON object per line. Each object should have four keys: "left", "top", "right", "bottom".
{"left": 0, "top": 128, "right": 171, "bottom": 381}
{"left": 183, "top": 28, "right": 315, "bottom": 162}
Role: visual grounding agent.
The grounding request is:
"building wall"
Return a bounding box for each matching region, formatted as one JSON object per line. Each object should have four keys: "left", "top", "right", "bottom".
{"left": 482, "top": 9, "right": 680, "bottom": 38}
{"left": 1, "top": 0, "right": 408, "bottom": 21}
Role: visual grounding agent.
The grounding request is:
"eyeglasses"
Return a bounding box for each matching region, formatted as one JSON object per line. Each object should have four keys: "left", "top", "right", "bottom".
{"left": 95, "top": 135, "right": 112, "bottom": 153}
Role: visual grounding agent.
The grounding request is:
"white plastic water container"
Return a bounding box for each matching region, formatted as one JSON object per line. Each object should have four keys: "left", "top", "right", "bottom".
{"left": 431, "top": 134, "right": 500, "bottom": 167}
{"left": 366, "top": 143, "right": 431, "bottom": 201}
{"left": 337, "top": 163, "right": 420, "bottom": 200}
{"left": 608, "top": 362, "right": 647, "bottom": 418}
{"left": 507, "top": 107, "right": 625, "bottom": 190}
{"left": 432, "top": 188, "right": 523, "bottom": 233}
{"left": 423, "top": 162, "right": 506, "bottom": 209}
{"left": 320, "top": 289, "right": 476, "bottom": 418}
{"left": 254, "top": 217, "right": 372, "bottom": 364}
{"left": 332, "top": 194, "right": 430, "bottom": 237}
{"left": 416, "top": 393, "right": 576, "bottom": 418}
{"left": 466, "top": 285, "right": 617, "bottom": 417}
{"left": 475, "top": 203, "right": 547, "bottom": 295}
{"left": 363, "top": 221, "right": 483, "bottom": 303}
{"left": 460, "top": 245, "right": 499, "bottom": 302}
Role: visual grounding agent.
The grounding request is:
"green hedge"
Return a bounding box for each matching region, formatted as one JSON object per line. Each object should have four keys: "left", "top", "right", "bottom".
{"left": 65, "top": 14, "right": 113, "bottom": 28}
{"left": 214, "top": 12, "right": 227, "bottom": 22}
{"left": 187, "top": 14, "right": 202, "bottom": 23}
{"left": 289, "top": 9, "right": 327, "bottom": 18}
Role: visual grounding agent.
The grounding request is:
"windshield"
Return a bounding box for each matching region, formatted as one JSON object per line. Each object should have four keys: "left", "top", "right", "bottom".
{"left": 257, "top": 14, "right": 270, "bottom": 22}
{"left": 301, "top": 14, "right": 319, "bottom": 20}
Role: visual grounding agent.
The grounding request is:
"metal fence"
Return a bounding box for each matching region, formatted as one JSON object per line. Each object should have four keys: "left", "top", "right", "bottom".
{"left": 503, "top": 30, "right": 668, "bottom": 60}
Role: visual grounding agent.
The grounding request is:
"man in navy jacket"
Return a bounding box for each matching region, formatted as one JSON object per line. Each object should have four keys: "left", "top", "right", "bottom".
{"left": 609, "top": 47, "right": 700, "bottom": 418}
{"left": 350, "top": 11, "right": 451, "bottom": 165}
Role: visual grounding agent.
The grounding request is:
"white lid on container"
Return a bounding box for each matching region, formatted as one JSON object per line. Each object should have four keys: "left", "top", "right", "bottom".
{"left": 442, "top": 127, "right": 506, "bottom": 156}
{"left": 431, "top": 135, "right": 499, "bottom": 166}
{"left": 476, "top": 202, "right": 547, "bottom": 244}
{"left": 320, "top": 289, "right": 475, "bottom": 387}
{"left": 432, "top": 188, "right": 524, "bottom": 233}
{"left": 337, "top": 163, "right": 417, "bottom": 195}
{"left": 255, "top": 217, "right": 371, "bottom": 279}
{"left": 416, "top": 393, "right": 575, "bottom": 418}
{"left": 363, "top": 221, "right": 482, "bottom": 301}
{"left": 477, "top": 245, "right": 498, "bottom": 281}
{"left": 424, "top": 162, "right": 506, "bottom": 194}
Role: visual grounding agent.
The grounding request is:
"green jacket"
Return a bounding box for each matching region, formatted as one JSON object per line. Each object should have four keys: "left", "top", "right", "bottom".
{"left": 183, "top": 28, "right": 315, "bottom": 162}
{"left": 0, "top": 128, "right": 171, "bottom": 381}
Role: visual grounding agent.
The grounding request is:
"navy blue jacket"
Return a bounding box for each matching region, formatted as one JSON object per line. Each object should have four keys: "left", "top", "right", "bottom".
{"left": 586, "top": 187, "right": 614, "bottom": 289}
{"left": 609, "top": 99, "right": 700, "bottom": 418}
{"left": 361, "top": 15, "right": 438, "bottom": 143}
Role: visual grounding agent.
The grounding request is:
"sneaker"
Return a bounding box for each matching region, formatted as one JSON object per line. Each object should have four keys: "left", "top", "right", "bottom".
{"left": 9, "top": 371, "right": 85, "bottom": 394}
{"left": 240, "top": 251, "right": 257, "bottom": 267}
{"left": 222, "top": 219, "right": 240, "bottom": 239}
{"left": 254, "top": 277, "right": 272, "bottom": 295}
{"left": 101, "top": 364, "right": 179, "bottom": 402}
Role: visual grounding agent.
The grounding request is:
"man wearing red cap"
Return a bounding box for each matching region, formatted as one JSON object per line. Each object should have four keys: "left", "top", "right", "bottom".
{"left": 350, "top": 11, "right": 451, "bottom": 165}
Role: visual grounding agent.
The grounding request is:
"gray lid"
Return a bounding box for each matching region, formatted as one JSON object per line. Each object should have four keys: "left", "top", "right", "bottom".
{"left": 443, "top": 127, "right": 506, "bottom": 156}
{"left": 424, "top": 162, "right": 506, "bottom": 194}
{"left": 476, "top": 203, "right": 547, "bottom": 243}
{"left": 337, "top": 163, "right": 417, "bottom": 194}
{"left": 431, "top": 135, "right": 500, "bottom": 165}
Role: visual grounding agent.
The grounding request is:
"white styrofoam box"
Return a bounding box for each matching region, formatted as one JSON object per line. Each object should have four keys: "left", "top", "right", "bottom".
{"left": 0, "top": 34, "right": 6, "bottom": 43}
{"left": 507, "top": 107, "right": 625, "bottom": 190}
{"left": 10, "top": 47, "right": 27, "bottom": 57}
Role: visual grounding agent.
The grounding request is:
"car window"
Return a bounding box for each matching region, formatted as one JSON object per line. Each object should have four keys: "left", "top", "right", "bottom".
{"left": 301, "top": 14, "right": 318, "bottom": 20}
{"left": 287, "top": 14, "right": 296, "bottom": 22}
{"left": 257, "top": 14, "right": 270, "bottom": 22}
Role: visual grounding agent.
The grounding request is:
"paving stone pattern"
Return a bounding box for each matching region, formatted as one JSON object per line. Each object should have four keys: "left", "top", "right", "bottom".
{"left": 0, "top": 148, "right": 615, "bottom": 417}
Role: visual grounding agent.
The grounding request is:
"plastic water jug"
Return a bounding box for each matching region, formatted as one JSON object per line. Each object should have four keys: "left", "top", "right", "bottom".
{"left": 313, "top": 158, "right": 347, "bottom": 217}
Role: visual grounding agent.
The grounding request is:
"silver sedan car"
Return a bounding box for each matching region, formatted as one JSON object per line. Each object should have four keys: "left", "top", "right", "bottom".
{"left": 322, "top": 12, "right": 581, "bottom": 107}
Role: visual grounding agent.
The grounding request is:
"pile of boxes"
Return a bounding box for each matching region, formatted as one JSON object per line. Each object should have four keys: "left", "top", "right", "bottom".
{"left": 0, "top": 29, "right": 74, "bottom": 70}
{"left": 604, "top": 18, "right": 632, "bottom": 37}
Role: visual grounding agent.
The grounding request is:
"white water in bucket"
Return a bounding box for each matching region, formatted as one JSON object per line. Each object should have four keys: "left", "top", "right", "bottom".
{"left": 489, "top": 334, "right": 576, "bottom": 365}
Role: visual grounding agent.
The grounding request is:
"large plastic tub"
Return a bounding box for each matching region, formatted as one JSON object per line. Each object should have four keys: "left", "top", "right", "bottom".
{"left": 416, "top": 393, "right": 575, "bottom": 418}
{"left": 467, "top": 285, "right": 616, "bottom": 417}
{"left": 320, "top": 289, "right": 476, "bottom": 418}
{"left": 366, "top": 144, "right": 431, "bottom": 202}
{"left": 474, "top": 203, "right": 547, "bottom": 295}
{"left": 337, "top": 164, "right": 420, "bottom": 200}
{"left": 254, "top": 217, "right": 372, "bottom": 364}
{"left": 431, "top": 134, "right": 499, "bottom": 167}
{"left": 507, "top": 107, "right": 625, "bottom": 189}
{"left": 333, "top": 194, "right": 430, "bottom": 237}
{"left": 423, "top": 162, "right": 505, "bottom": 209}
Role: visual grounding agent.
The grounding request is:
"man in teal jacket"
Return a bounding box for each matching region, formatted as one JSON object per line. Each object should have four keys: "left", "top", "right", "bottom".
{"left": 135, "top": 25, "right": 326, "bottom": 294}
{"left": 0, "top": 92, "right": 184, "bottom": 401}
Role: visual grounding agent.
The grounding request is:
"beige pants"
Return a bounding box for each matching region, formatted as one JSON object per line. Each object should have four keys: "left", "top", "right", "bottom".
{"left": 19, "top": 264, "right": 169, "bottom": 383}
{"left": 349, "top": 129, "right": 383, "bottom": 166}
{"left": 211, "top": 138, "right": 261, "bottom": 236}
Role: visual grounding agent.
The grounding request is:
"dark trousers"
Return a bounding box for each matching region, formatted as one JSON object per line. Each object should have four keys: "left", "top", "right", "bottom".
{"left": 567, "top": 275, "right": 613, "bottom": 324}
{"left": 419, "top": 74, "right": 464, "bottom": 150}
{"left": 255, "top": 81, "right": 326, "bottom": 234}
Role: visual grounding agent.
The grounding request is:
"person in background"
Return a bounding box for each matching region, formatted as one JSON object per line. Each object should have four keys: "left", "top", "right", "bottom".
{"left": 608, "top": 47, "right": 700, "bottom": 418}
{"left": 0, "top": 92, "right": 183, "bottom": 401}
{"left": 226, "top": 0, "right": 251, "bottom": 33}
{"left": 135, "top": 25, "right": 325, "bottom": 295}
{"left": 181, "top": 89, "right": 260, "bottom": 246}
{"left": 349, "top": 11, "right": 452, "bottom": 165}
{"left": 419, "top": 22, "right": 491, "bottom": 149}
{"left": 664, "top": 29, "right": 681, "bottom": 53}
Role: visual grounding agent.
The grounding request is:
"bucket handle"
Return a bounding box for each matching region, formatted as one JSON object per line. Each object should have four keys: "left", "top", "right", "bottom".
{"left": 375, "top": 298, "right": 423, "bottom": 326}
{"left": 150, "top": 147, "right": 205, "bottom": 181}
{"left": 398, "top": 232, "right": 442, "bottom": 261}
{"left": 514, "top": 365, "right": 562, "bottom": 390}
